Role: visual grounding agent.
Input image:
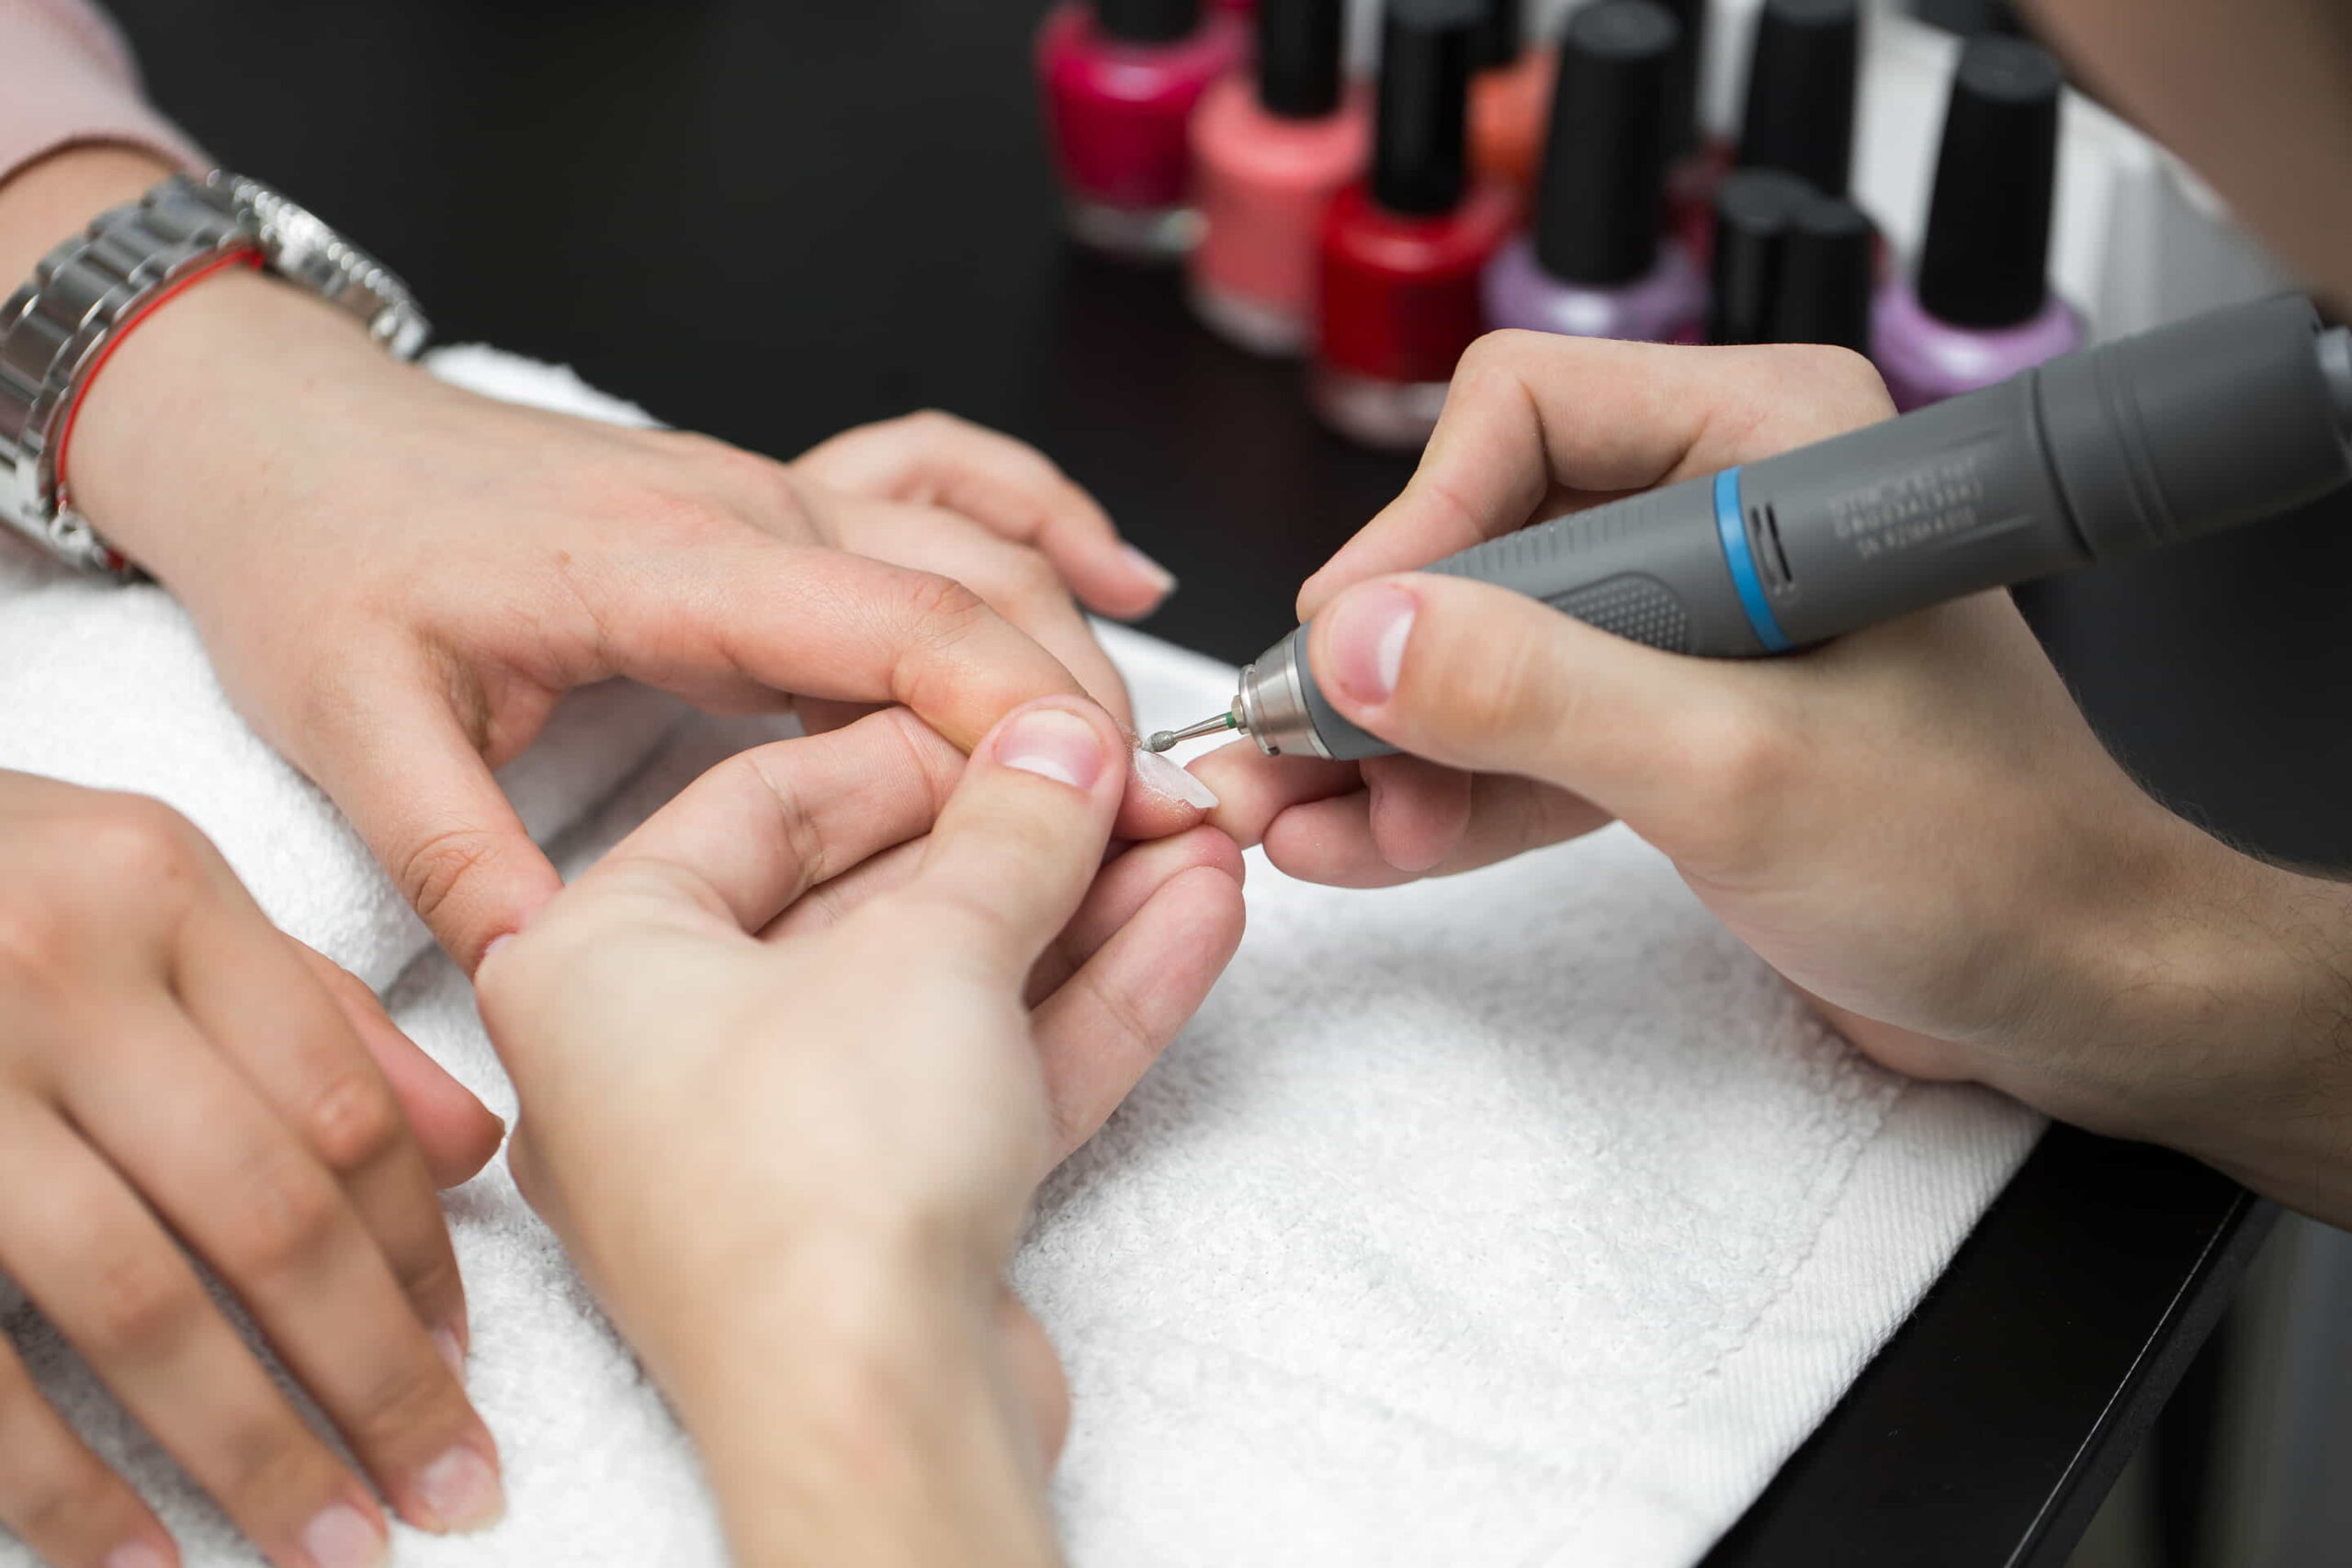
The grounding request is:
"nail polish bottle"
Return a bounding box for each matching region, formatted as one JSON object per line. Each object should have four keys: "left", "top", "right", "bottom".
{"left": 1706, "top": 167, "right": 1811, "bottom": 345}
{"left": 1657, "top": 0, "right": 1734, "bottom": 263}
{"left": 1312, "top": 0, "right": 1520, "bottom": 449}
{"left": 1037, "top": 0, "right": 1249, "bottom": 261}
{"left": 1771, "top": 192, "right": 1875, "bottom": 355}
{"left": 1873, "top": 37, "right": 2081, "bottom": 410}
{"left": 1736, "top": 0, "right": 1860, "bottom": 197}
{"left": 1467, "top": 0, "right": 1556, "bottom": 196}
{"left": 1483, "top": 2, "right": 1702, "bottom": 346}
{"left": 1188, "top": 0, "right": 1372, "bottom": 355}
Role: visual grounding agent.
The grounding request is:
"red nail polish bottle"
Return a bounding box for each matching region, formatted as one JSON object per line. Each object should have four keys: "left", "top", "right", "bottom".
{"left": 1311, "top": 0, "right": 1520, "bottom": 450}
{"left": 1187, "top": 0, "right": 1372, "bottom": 355}
{"left": 1037, "top": 0, "right": 1249, "bottom": 262}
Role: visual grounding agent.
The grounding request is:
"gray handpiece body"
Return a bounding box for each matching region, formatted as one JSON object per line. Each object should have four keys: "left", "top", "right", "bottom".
{"left": 1272, "top": 294, "right": 2352, "bottom": 761}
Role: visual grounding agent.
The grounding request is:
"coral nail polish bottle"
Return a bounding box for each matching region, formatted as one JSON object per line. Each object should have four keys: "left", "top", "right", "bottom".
{"left": 1736, "top": 0, "right": 1860, "bottom": 198}
{"left": 1312, "top": 0, "right": 1519, "bottom": 449}
{"left": 1873, "top": 37, "right": 2082, "bottom": 410}
{"left": 1467, "top": 0, "right": 1556, "bottom": 196}
{"left": 1483, "top": 2, "right": 1702, "bottom": 346}
{"left": 1188, "top": 0, "right": 1372, "bottom": 355}
{"left": 1037, "top": 0, "right": 1249, "bottom": 261}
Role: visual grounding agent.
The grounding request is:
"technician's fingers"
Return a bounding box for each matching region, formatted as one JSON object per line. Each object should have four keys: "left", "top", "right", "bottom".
{"left": 58, "top": 1017, "right": 501, "bottom": 1536}
{"left": 1260, "top": 773, "right": 1613, "bottom": 887}
{"left": 1192, "top": 744, "right": 1363, "bottom": 850}
{"left": 0, "top": 1101, "right": 390, "bottom": 1568}
{"left": 582, "top": 707, "right": 965, "bottom": 934}
{"left": 1305, "top": 573, "right": 1778, "bottom": 867}
{"left": 1031, "top": 863, "right": 1246, "bottom": 1159}
{"left": 1298, "top": 334, "right": 1893, "bottom": 617}
{"left": 0, "top": 1332, "right": 174, "bottom": 1568}
{"left": 793, "top": 410, "right": 1172, "bottom": 620}
{"left": 300, "top": 671, "right": 565, "bottom": 974}
{"left": 896, "top": 699, "right": 1128, "bottom": 984}
{"left": 804, "top": 491, "right": 1136, "bottom": 726}
{"left": 173, "top": 915, "right": 470, "bottom": 1359}
{"left": 287, "top": 941, "right": 506, "bottom": 1190}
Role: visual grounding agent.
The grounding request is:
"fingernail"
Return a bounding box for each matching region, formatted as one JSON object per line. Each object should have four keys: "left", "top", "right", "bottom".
{"left": 997, "top": 706, "right": 1106, "bottom": 791}
{"left": 1131, "top": 746, "right": 1218, "bottom": 810}
{"left": 1324, "top": 583, "right": 1417, "bottom": 706}
{"left": 414, "top": 1442, "right": 505, "bottom": 1532}
{"left": 435, "top": 1320, "right": 467, "bottom": 1381}
{"left": 103, "top": 1542, "right": 171, "bottom": 1568}
{"left": 1122, "top": 544, "right": 1177, "bottom": 598}
{"left": 300, "top": 1502, "right": 385, "bottom": 1568}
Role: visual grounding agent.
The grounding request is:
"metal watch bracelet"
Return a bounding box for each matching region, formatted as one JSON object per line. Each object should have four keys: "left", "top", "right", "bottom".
{"left": 0, "top": 171, "right": 428, "bottom": 573}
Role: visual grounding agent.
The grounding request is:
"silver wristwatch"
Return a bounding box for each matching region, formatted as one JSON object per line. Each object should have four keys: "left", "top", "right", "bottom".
{"left": 0, "top": 171, "right": 428, "bottom": 573}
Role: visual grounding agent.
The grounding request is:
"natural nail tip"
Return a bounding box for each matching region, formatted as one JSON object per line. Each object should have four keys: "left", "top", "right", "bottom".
{"left": 1122, "top": 544, "right": 1177, "bottom": 596}
{"left": 102, "top": 1541, "right": 172, "bottom": 1568}
{"left": 300, "top": 1501, "right": 386, "bottom": 1568}
{"left": 415, "top": 1443, "right": 505, "bottom": 1533}
{"left": 1131, "top": 746, "right": 1219, "bottom": 810}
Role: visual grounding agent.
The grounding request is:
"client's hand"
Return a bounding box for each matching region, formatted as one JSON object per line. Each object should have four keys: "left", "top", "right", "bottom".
{"left": 0, "top": 772, "right": 505, "bottom": 1568}
{"left": 1193, "top": 330, "right": 2352, "bottom": 1225}
{"left": 29, "top": 151, "right": 1201, "bottom": 975}
{"left": 476, "top": 700, "right": 1245, "bottom": 1566}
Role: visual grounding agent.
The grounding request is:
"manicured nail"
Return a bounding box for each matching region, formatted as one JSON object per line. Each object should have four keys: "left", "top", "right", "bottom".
{"left": 413, "top": 1442, "right": 504, "bottom": 1532}
{"left": 1122, "top": 544, "right": 1177, "bottom": 598}
{"left": 1324, "top": 583, "right": 1417, "bottom": 705}
{"left": 435, "top": 1320, "right": 467, "bottom": 1381}
{"left": 300, "top": 1502, "right": 385, "bottom": 1568}
{"left": 103, "top": 1541, "right": 171, "bottom": 1568}
{"left": 1131, "top": 746, "right": 1217, "bottom": 809}
{"left": 996, "top": 706, "right": 1106, "bottom": 791}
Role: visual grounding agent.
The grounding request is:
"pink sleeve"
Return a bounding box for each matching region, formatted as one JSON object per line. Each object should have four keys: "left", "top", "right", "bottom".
{"left": 0, "top": 0, "right": 203, "bottom": 186}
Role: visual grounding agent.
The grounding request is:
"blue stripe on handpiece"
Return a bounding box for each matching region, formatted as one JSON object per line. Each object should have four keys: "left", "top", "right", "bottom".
{"left": 1713, "top": 467, "right": 1792, "bottom": 653}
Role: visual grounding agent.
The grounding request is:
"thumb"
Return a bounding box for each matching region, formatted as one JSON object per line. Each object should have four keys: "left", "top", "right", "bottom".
{"left": 897, "top": 697, "right": 1127, "bottom": 985}
{"left": 288, "top": 941, "right": 506, "bottom": 1188}
{"left": 1306, "top": 574, "right": 1771, "bottom": 848}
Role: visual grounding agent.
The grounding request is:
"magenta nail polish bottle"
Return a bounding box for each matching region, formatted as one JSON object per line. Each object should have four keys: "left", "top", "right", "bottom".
{"left": 1873, "top": 36, "right": 2082, "bottom": 410}
{"left": 1482, "top": 2, "right": 1702, "bottom": 345}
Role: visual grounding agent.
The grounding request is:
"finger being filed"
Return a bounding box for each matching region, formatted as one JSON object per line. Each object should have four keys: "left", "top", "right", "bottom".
{"left": 1188, "top": 740, "right": 1362, "bottom": 850}
{"left": 175, "top": 921, "right": 470, "bottom": 1349}
{"left": 302, "top": 682, "right": 563, "bottom": 974}
{"left": 0, "top": 1100, "right": 390, "bottom": 1566}
{"left": 0, "top": 1331, "right": 175, "bottom": 1568}
{"left": 288, "top": 941, "right": 504, "bottom": 1190}
{"left": 900, "top": 699, "right": 1127, "bottom": 983}
{"left": 797, "top": 411, "right": 1166, "bottom": 619}
{"left": 59, "top": 1017, "right": 499, "bottom": 1535}
{"left": 1032, "top": 863, "right": 1246, "bottom": 1161}
{"left": 590, "top": 706, "right": 964, "bottom": 936}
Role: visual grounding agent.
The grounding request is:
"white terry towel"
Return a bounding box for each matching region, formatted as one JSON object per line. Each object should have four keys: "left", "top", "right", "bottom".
{"left": 0, "top": 351, "right": 2041, "bottom": 1567}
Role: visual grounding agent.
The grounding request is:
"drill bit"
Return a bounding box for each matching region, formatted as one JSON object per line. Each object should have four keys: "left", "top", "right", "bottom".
{"left": 1144, "top": 710, "right": 1241, "bottom": 753}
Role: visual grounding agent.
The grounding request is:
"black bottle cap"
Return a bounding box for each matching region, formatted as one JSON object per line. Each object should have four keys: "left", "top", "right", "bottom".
{"left": 1736, "top": 0, "right": 1860, "bottom": 196}
{"left": 1374, "top": 0, "right": 1484, "bottom": 217}
{"left": 1471, "top": 0, "right": 1522, "bottom": 70}
{"left": 1649, "top": 0, "right": 1710, "bottom": 162}
{"left": 1259, "top": 0, "right": 1346, "bottom": 118}
{"left": 1917, "top": 35, "right": 2064, "bottom": 329}
{"left": 1532, "top": 1, "right": 1681, "bottom": 288}
{"left": 1772, "top": 192, "right": 1875, "bottom": 353}
{"left": 1095, "top": 0, "right": 1204, "bottom": 45}
{"left": 1708, "top": 167, "right": 1813, "bottom": 344}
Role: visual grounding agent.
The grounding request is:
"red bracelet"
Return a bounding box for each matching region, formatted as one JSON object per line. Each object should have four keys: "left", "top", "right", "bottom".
{"left": 50, "top": 244, "right": 264, "bottom": 567}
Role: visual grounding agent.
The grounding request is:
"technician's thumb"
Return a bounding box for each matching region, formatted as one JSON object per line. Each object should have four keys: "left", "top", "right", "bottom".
{"left": 1306, "top": 573, "right": 1755, "bottom": 827}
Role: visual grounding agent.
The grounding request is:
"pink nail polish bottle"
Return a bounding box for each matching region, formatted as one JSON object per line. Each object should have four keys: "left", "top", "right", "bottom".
{"left": 1873, "top": 37, "right": 2082, "bottom": 410}
{"left": 1037, "top": 0, "right": 1250, "bottom": 262}
{"left": 1187, "top": 0, "right": 1372, "bottom": 355}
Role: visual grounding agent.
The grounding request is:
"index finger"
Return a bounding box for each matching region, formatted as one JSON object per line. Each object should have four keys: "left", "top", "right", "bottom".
{"left": 1297, "top": 333, "right": 1894, "bottom": 617}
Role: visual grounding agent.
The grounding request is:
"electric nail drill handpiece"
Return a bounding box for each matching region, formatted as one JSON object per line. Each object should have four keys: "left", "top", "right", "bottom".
{"left": 1147, "top": 295, "right": 2352, "bottom": 761}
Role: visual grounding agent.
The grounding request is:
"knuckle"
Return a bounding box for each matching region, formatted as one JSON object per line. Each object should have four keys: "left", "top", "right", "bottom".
{"left": 302, "top": 1072, "right": 405, "bottom": 1175}
{"left": 0, "top": 899, "right": 67, "bottom": 984}
{"left": 66, "top": 793, "right": 206, "bottom": 899}
{"left": 220, "top": 1147, "right": 345, "bottom": 1284}
{"left": 84, "top": 1251, "right": 200, "bottom": 1361}
{"left": 218, "top": 1408, "right": 330, "bottom": 1519}
{"left": 1436, "top": 617, "right": 1559, "bottom": 741}
{"left": 394, "top": 825, "right": 505, "bottom": 936}
{"left": 341, "top": 1345, "right": 460, "bottom": 1455}
{"left": 13, "top": 1459, "right": 119, "bottom": 1541}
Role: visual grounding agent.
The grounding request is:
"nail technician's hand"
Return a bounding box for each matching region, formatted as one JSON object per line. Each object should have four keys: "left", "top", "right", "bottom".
{"left": 477, "top": 700, "right": 1245, "bottom": 1565}
{"left": 0, "top": 772, "right": 504, "bottom": 1568}
{"left": 31, "top": 148, "right": 1194, "bottom": 973}
{"left": 1193, "top": 330, "right": 2352, "bottom": 1224}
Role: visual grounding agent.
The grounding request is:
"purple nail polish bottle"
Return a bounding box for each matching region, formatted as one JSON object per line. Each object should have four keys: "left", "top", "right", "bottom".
{"left": 1874, "top": 36, "right": 2082, "bottom": 410}
{"left": 1483, "top": 1, "right": 1702, "bottom": 344}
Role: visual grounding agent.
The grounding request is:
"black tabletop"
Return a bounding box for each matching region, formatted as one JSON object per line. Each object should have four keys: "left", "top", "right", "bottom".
{"left": 99, "top": 1, "right": 2335, "bottom": 1561}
